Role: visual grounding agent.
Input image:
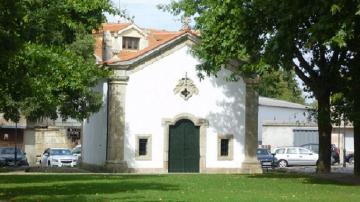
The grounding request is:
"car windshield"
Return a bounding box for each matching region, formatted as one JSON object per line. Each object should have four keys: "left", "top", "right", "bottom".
{"left": 1, "top": 148, "right": 23, "bottom": 155}
{"left": 50, "top": 149, "right": 72, "bottom": 155}
{"left": 257, "top": 149, "right": 270, "bottom": 155}
{"left": 275, "top": 148, "right": 285, "bottom": 154}
{"left": 72, "top": 147, "right": 81, "bottom": 154}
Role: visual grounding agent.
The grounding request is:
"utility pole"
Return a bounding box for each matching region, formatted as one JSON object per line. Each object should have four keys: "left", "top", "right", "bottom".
{"left": 343, "top": 120, "right": 347, "bottom": 168}
{"left": 14, "top": 122, "right": 18, "bottom": 166}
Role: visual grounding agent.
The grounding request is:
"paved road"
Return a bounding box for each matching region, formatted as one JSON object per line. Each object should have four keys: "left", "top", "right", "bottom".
{"left": 282, "top": 164, "right": 354, "bottom": 174}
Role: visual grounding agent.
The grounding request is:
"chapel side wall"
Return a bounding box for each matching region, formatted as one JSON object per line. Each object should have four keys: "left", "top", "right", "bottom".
{"left": 82, "top": 80, "right": 108, "bottom": 165}
{"left": 124, "top": 45, "right": 246, "bottom": 170}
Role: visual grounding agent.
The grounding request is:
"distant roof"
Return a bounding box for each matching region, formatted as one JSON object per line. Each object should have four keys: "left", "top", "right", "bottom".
{"left": 259, "top": 97, "right": 308, "bottom": 109}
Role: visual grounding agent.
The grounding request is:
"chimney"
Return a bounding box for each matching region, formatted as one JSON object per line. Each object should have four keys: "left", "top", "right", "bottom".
{"left": 103, "top": 30, "right": 113, "bottom": 62}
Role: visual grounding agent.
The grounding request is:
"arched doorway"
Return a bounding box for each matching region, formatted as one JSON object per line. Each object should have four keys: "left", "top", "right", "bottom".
{"left": 168, "top": 119, "right": 200, "bottom": 173}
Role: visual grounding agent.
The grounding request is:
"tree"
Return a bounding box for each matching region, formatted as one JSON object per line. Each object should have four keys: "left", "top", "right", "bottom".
{"left": 0, "top": 0, "right": 119, "bottom": 122}
{"left": 163, "top": 0, "right": 353, "bottom": 173}
{"left": 329, "top": 4, "right": 360, "bottom": 174}
{"left": 258, "top": 69, "right": 304, "bottom": 104}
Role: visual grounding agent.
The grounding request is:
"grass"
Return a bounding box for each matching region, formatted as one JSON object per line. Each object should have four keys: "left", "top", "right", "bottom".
{"left": 0, "top": 173, "right": 359, "bottom": 201}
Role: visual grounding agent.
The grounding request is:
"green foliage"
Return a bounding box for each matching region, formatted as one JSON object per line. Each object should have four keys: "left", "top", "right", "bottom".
{"left": 3, "top": 43, "right": 108, "bottom": 121}
{"left": 0, "top": 0, "right": 119, "bottom": 122}
{"left": 259, "top": 69, "right": 305, "bottom": 104}
{"left": 163, "top": 0, "right": 360, "bottom": 173}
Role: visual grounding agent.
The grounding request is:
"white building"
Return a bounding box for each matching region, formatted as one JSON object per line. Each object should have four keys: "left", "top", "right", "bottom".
{"left": 82, "top": 23, "right": 261, "bottom": 173}
{"left": 258, "top": 96, "right": 312, "bottom": 145}
{"left": 259, "top": 97, "right": 354, "bottom": 161}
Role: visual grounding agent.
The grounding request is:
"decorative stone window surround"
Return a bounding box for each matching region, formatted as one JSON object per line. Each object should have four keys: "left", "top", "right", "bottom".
{"left": 217, "top": 134, "right": 234, "bottom": 161}
{"left": 135, "top": 134, "right": 152, "bottom": 161}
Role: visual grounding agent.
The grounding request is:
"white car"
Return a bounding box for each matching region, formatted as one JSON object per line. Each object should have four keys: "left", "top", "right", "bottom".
{"left": 273, "top": 147, "right": 318, "bottom": 167}
{"left": 40, "top": 148, "right": 77, "bottom": 167}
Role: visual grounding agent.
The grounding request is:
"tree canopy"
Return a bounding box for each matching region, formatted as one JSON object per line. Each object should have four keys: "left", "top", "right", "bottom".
{"left": 0, "top": 0, "right": 118, "bottom": 122}
{"left": 163, "top": 0, "right": 360, "bottom": 173}
{"left": 258, "top": 69, "right": 304, "bottom": 104}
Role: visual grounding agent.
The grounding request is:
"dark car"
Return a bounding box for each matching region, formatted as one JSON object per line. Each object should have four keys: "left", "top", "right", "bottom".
{"left": 256, "top": 148, "right": 277, "bottom": 167}
{"left": 345, "top": 153, "right": 354, "bottom": 164}
{"left": 0, "top": 147, "right": 29, "bottom": 166}
{"left": 331, "top": 144, "right": 340, "bottom": 164}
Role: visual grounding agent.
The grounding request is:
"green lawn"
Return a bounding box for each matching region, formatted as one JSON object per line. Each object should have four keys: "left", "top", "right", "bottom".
{"left": 0, "top": 173, "right": 359, "bottom": 201}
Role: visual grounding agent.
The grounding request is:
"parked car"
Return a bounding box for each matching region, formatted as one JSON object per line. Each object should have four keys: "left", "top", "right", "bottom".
{"left": 300, "top": 143, "right": 319, "bottom": 153}
{"left": 256, "top": 148, "right": 277, "bottom": 167}
{"left": 40, "top": 148, "right": 77, "bottom": 167}
{"left": 273, "top": 147, "right": 318, "bottom": 167}
{"left": 71, "top": 144, "right": 81, "bottom": 161}
{"left": 0, "top": 147, "right": 29, "bottom": 166}
{"left": 345, "top": 153, "right": 354, "bottom": 164}
{"left": 300, "top": 143, "right": 337, "bottom": 164}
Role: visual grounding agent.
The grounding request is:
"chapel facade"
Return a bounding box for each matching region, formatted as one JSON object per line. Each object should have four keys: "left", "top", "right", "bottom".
{"left": 81, "top": 23, "right": 261, "bottom": 173}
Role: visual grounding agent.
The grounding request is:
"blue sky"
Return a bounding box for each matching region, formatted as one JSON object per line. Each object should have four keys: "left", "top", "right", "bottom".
{"left": 108, "top": 0, "right": 182, "bottom": 31}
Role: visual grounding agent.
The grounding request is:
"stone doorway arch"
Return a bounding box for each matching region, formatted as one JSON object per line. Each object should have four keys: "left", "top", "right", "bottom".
{"left": 162, "top": 113, "right": 208, "bottom": 173}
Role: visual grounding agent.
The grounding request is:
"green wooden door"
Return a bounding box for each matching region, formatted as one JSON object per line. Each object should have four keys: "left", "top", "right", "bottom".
{"left": 169, "top": 119, "right": 200, "bottom": 173}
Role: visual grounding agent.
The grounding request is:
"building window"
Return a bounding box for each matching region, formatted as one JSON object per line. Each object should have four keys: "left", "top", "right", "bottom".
{"left": 122, "top": 37, "right": 140, "bottom": 50}
{"left": 220, "top": 139, "right": 229, "bottom": 156}
{"left": 139, "top": 138, "right": 148, "bottom": 156}
{"left": 217, "top": 134, "right": 234, "bottom": 160}
{"left": 135, "top": 134, "right": 152, "bottom": 160}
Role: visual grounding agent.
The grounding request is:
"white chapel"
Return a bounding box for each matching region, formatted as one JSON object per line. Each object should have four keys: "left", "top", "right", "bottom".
{"left": 82, "top": 23, "right": 261, "bottom": 173}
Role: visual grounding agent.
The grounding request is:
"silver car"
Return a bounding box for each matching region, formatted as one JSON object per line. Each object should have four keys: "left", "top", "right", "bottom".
{"left": 40, "top": 148, "right": 77, "bottom": 167}
{"left": 273, "top": 147, "right": 318, "bottom": 167}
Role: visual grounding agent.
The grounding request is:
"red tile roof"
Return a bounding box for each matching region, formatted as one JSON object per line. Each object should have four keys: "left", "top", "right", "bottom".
{"left": 94, "top": 23, "right": 197, "bottom": 63}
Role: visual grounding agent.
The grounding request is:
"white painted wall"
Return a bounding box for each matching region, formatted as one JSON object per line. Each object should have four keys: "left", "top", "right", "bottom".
{"left": 262, "top": 125, "right": 294, "bottom": 150}
{"left": 345, "top": 129, "right": 354, "bottom": 153}
{"left": 82, "top": 80, "right": 108, "bottom": 165}
{"left": 262, "top": 125, "right": 318, "bottom": 152}
{"left": 258, "top": 105, "right": 310, "bottom": 144}
{"left": 332, "top": 128, "right": 354, "bottom": 153}
{"left": 125, "top": 45, "right": 246, "bottom": 169}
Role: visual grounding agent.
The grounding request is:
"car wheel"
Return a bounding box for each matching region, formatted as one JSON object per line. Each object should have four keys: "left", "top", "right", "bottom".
{"left": 349, "top": 157, "right": 354, "bottom": 164}
{"left": 278, "top": 160, "right": 288, "bottom": 168}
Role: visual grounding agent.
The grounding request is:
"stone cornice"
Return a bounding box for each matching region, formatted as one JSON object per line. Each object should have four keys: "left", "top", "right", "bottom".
{"left": 108, "top": 76, "right": 129, "bottom": 84}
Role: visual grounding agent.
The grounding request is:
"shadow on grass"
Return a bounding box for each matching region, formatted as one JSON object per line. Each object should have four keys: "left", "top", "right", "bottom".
{"left": 0, "top": 174, "right": 164, "bottom": 184}
{"left": 0, "top": 179, "right": 178, "bottom": 200}
{"left": 248, "top": 172, "right": 360, "bottom": 186}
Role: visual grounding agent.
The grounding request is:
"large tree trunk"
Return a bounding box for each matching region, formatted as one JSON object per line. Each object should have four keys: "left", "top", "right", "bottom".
{"left": 353, "top": 87, "right": 360, "bottom": 176}
{"left": 354, "top": 120, "right": 360, "bottom": 176}
{"left": 316, "top": 92, "right": 333, "bottom": 173}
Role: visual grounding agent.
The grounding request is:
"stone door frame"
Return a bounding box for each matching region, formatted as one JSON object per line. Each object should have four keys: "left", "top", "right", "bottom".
{"left": 162, "top": 113, "right": 209, "bottom": 173}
